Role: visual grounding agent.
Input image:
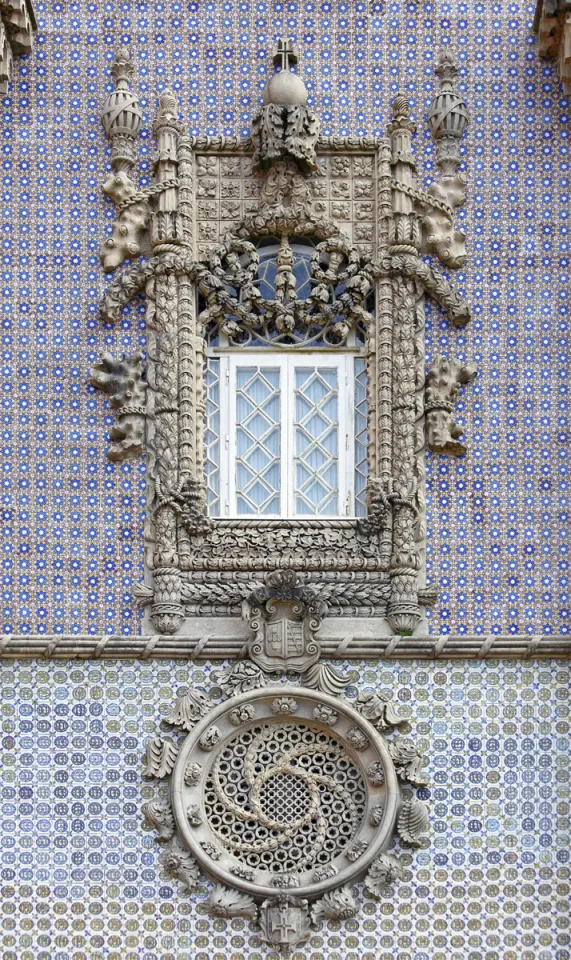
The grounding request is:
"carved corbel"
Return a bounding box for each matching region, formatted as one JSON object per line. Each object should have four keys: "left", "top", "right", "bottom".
{"left": 425, "top": 356, "right": 477, "bottom": 457}
{"left": 420, "top": 51, "right": 470, "bottom": 270}
{"left": 89, "top": 352, "right": 147, "bottom": 461}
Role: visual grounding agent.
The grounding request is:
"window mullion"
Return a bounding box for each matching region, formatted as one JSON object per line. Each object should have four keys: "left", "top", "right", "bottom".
{"left": 285, "top": 355, "right": 293, "bottom": 517}
{"left": 226, "top": 356, "right": 235, "bottom": 518}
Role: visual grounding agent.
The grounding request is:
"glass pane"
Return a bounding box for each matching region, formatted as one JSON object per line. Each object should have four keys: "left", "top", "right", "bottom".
{"left": 235, "top": 366, "right": 281, "bottom": 515}
{"left": 354, "top": 357, "right": 368, "bottom": 517}
{"left": 294, "top": 366, "right": 338, "bottom": 516}
{"left": 205, "top": 359, "right": 220, "bottom": 517}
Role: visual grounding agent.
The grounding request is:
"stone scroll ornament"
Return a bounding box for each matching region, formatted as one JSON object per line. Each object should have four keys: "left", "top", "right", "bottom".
{"left": 142, "top": 678, "right": 429, "bottom": 951}
{"left": 91, "top": 41, "right": 478, "bottom": 642}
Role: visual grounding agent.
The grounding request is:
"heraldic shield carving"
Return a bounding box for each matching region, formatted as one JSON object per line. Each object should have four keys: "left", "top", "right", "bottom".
{"left": 91, "top": 36, "right": 474, "bottom": 951}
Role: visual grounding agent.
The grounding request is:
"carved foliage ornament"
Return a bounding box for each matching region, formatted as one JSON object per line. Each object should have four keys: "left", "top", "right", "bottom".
{"left": 91, "top": 41, "right": 477, "bottom": 640}
{"left": 143, "top": 679, "right": 429, "bottom": 951}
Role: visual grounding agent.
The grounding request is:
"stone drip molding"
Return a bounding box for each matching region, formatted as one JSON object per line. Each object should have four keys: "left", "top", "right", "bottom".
{"left": 0, "top": 635, "right": 569, "bottom": 660}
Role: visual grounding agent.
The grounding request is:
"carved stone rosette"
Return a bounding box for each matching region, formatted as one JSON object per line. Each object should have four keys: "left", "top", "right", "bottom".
{"left": 91, "top": 42, "right": 477, "bottom": 641}
{"left": 143, "top": 679, "right": 429, "bottom": 951}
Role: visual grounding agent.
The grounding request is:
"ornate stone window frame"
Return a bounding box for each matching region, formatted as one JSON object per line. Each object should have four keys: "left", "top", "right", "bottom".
{"left": 93, "top": 46, "right": 475, "bottom": 641}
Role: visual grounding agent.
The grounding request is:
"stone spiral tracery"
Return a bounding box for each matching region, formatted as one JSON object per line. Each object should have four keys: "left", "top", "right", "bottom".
{"left": 204, "top": 722, "right": 366, "bottom": 873}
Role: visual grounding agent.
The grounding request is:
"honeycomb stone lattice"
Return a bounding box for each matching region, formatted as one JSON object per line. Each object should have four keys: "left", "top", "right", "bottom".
{"left": 169, "top": 687, "right": 400, "bottom": 900}
{"left": 203, "top": 722, "right": 367, "bottom": 873}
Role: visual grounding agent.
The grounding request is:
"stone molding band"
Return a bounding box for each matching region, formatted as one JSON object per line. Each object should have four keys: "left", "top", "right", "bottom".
{"left": 0, "top": 634, "right": 568, "bottom": 660}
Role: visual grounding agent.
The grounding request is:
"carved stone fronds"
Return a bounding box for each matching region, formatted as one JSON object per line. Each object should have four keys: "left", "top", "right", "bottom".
{"left": 143, "top": 734, "right": 179, "bottom": 779}
{"left": 259, "top": 895, "right": 312, "bottom": 951}
{"left": 397, "top": 798, "right": 429, "bottom": 847}
{"left": 534, "top": 0, "right": 571, "bottom": 91}
{"left": 364, "top": 853, "right": 404, "bottom": 897}
{"left": 213, "top": 661, "right": 267, "bottom": 696}
{"left": 162, "top": 837, "right": 200, "bottom": 890}
{"left": 379, "top": 253, "right": 471, "bottom": 328}
{"left": 180, "top": 571, "right": 390, "bottom": 616}
{"left": 208, "top": 884, "right": 258, "bottom": 922}
{"left": 164, "top": 688, "right": 210, "bottom": 731}
{"left": 100, "top": 251, "right": 195, "bottom": 323}
{"left": 302, "top": 662, "right": 357, "bottom": 697}
{"left": 311, "top": 885, "right": 359, "bottom": 923}
{"left": 356, "top": 689, "right": 406, "bottom": 731}
{"left": 425, "top": 356, "right": 478, "bottom": 457}
{"left": 89, "top": 352, "right": 147, "bottom": 462}
{"left": 252, "top": 105, "right": 320, "bottom": 175}
{"left": 387, "top": 738, "right": 427, "bottom": 786}
{"left": 143, "top": 799, "right": 175, "bottom": 842}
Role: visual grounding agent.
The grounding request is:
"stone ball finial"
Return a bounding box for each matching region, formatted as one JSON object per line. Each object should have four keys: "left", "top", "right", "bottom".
{"left": 263, "top": 69, "right": 308, "bottom": 106}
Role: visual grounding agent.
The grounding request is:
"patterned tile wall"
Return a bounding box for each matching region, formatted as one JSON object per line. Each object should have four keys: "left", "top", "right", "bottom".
{"left": 0, "top": 0, "right": 568, "bottom": 636}
{"left": 1, "top": 658, "right": 569, "bottom": 960}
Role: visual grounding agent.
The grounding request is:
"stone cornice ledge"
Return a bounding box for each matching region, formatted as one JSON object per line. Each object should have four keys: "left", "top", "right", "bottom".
{"left": 0, "top": 635, "right": 569, "bottom": 660}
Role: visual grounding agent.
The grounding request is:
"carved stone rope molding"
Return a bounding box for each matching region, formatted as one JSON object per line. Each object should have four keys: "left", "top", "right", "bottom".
{"left": 0, "top": 635, "right": 569, "bottom": 660}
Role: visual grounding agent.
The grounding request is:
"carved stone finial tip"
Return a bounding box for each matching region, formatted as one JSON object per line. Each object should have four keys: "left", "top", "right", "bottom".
{"left": 392, "top": 93, "right": 410, "bottom": 118}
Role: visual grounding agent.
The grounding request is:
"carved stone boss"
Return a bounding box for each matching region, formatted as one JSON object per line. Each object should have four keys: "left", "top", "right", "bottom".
{"left": 92, "top": 44, "right": 477, "bottom": 638}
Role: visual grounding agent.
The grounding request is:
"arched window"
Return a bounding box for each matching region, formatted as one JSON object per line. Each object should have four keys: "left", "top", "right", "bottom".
{"left": 202, "top": 239, "right": 369, "bottom": 519}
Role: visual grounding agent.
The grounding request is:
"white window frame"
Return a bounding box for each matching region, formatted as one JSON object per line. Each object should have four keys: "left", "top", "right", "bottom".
{"left": 215, "top": 352, "right": 357, "bottom": 519}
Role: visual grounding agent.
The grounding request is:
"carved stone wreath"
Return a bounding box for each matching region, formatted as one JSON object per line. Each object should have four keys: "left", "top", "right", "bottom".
{"left": 143, "top": 681, "right": 429, "bottom": 950}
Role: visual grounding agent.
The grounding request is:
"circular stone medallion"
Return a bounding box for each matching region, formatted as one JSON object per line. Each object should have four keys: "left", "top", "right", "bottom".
{"left": 171, "top": 687, "right": 399, "bottom": 898}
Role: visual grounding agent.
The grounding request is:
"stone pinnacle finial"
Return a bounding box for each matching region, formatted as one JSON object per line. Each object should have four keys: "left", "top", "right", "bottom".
{"left": 157, "top": 88, "right": 178, "bottom": 121}
{"left": 263, "top": 37, "right": 307, "bottom": 106}
{"left": 110, "top": 46, "right": 134, "bottom": 87}
{"left": 272, "top": 37, "right": 299, "bottom": 70}
{"left": 391, "top": 93, "right": 410, "bottom": 120}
